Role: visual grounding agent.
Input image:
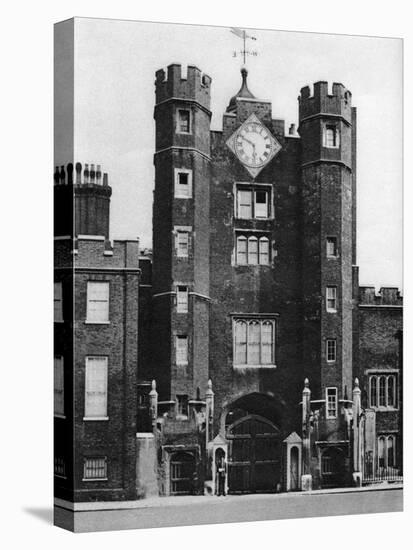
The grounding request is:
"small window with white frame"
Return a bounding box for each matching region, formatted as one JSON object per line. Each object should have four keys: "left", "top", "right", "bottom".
{"left": 326, "top": 339, "right": 337, "bottom": 362}
{"left": 174, "top": 168, "right": 192, "bottom": 198}
{"left": 176, "top": 335, "right": 188, "bottom": 365}
{"left": 326, "top": 387, "right": 338, "bottom": 418}
{"left": 86, "top": 281, "right": 109, "bottom": 323}
{"left": 326, "top": 237, "right": 338, "bottom": 258}
{"left": 83, "top": 457, "right": 107, "bottom": 481}
{"left": 54, "top": 355, "right": 64, "bottom": 417}
{"left": 54, "top": 282, "right": 63, "bottom": 322}
{"left": 176, "top": 285, "right": 188, "bottom": 313}
{"left": 326, "top": 286, "right": 337, "bottom": 312}
{"left": 84, "top": 356, "right": 108, "bottom": 420}
{"left": 175, "top": 230, "right": 190, "bottom": 258}
{"left": 323, "top": 124, "right": 340, "bottom": 148}
{"left": 177, "top": 108, "right": 191, "bottom": 134}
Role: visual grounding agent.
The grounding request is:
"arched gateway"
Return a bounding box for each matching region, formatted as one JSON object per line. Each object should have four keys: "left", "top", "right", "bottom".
{"left": 224, "top": 393, "right": 283, "bottom": 494}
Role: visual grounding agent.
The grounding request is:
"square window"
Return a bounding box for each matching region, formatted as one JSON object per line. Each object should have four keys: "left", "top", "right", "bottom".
{"left": 326, "top": 286, "right": 337, "bottom": 312}
{"left": 83, "top": 457, "right": 107, "bottom": 480}
{"left": 326, "top": 339, "right": 337, "bottom": 362}
{"left": 176, "top": 335, "right": 188, "bottom": 365}
{"left": 177, "top": 109, "right": 191, "bottom": 133}
{"left": 85, "top": 356, "right": 108, "bottom": 419}
{"left": 236, "top": 234, "right": 271, "bottom": 266}
{"left": 177, "top": 286, "right": 188, "bottom": 313}
{"left": 236, "top": 186, "right": 271, "bottom": 219}
{"left": 174, "top": 169, "right": 192, "bottom": 198}
{"left": 326, "top": 237, "right": 338, "bottom": 257}
{"left": 233, "top": 318, "right": 276, "bottom": 367}
{"left": 86, "top": 281, "right": 109, "bottom": 323}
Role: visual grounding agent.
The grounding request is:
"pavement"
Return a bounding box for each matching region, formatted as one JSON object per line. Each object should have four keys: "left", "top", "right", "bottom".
{"left": 54, "top": 484, "right": 403, "bottom": 533}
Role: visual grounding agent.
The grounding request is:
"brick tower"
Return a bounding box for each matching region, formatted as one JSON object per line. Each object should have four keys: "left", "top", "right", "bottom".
{"left": 298, "top": 82, "right": 357, "bottom": 486}
{"left": 152, "top": 65, "right": 212, "bottom": 406}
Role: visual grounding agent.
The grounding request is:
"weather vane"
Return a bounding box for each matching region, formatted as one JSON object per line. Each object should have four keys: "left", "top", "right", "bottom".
{"left": 230, "top": 27, "right": 258, "bottom": 65}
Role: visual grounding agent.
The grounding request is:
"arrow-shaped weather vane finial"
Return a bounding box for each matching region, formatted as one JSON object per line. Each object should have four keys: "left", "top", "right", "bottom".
{"left": 230, "top": 27, "right": 258, "bottom": 67}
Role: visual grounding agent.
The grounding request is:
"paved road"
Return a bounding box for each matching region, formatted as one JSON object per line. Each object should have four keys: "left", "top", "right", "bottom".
{"left": 55, "top": 487, "right": 403, "bottom": 532}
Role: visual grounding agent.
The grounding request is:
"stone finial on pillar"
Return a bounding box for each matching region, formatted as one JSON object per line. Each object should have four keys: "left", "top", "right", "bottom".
{"left": 352, "top": 378, "right": 362, "bottom": 486}
{"left": 75, "top": 162, "right": 82, "bottom": 184}
{"left": 84, "top": 163, "right": 89, "bottom": 184}
{"left": 205, "top": 379, "right": 214, "bottom": 443}
{"left": 149, "top": 380, "right": 158, "bottom": 432}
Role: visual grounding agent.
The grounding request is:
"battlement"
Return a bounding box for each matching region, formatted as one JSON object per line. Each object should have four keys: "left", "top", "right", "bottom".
{"left": 359, "top": 286, "right": 403, "bottom": 306}
{"left": 155, "top": 64, "right": 211, "bottom": 110}
{"left": 298, "top": 81, "right": 352, "bottom": 123}
{"left": 54, "top": 162, "right": 110, "bottom": 187}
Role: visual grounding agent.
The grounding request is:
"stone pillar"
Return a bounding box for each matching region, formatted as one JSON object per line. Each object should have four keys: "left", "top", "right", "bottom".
{"left": 205, "top": 379, "right": 214, "bottom": 444}
{"left": 149, "top": 380, "right": 158, "bottom": 433}
{"left": 352, "top": 378, "right": 362, "bottom": 486}
{"left": 136, "top": 433, "right": 159, "bottom": 498}
{"left": 301, "top": 378, "right": 312, "bottom": 491}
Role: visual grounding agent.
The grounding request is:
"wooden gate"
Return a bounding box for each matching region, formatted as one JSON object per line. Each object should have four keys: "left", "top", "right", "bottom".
{"left": 170, "top": 451, "right": 196, "bottom": 495}
{"left": 227, "top": 414, "right": 281, "bottom": 494}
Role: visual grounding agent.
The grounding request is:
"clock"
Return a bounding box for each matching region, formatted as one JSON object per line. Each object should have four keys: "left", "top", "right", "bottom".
{"left": 226, "top": 113, "right": 282, "bottom": 178}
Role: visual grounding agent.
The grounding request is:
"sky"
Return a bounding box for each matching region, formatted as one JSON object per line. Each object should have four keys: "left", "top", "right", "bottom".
{"left": 55, "top": 17, "right": 403, "bottom": 290}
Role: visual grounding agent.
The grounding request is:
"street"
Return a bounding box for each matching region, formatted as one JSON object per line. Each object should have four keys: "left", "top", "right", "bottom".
{"left": 55, "top": 486, "right": 403, "bottom": 533}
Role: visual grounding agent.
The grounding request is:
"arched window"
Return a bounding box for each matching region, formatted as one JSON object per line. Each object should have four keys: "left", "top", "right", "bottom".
{"left": 248, "top": 236, "right": 258, "bottom": 265}
{"left": 235, "top": 320, "right": 247, "bottom": 364}
{"left": 378, "top": 436, "right": 385, "bottom": 468}
{"left": 378, "top": 376, "right": 386, "bottom": 407}
{"left": 261, "top": 321, "right": 273, "bottom": 364}
{"left": 387, "top": 436, "right": 395, "bottom": 468}
{"left": 259, "top": 237, "right": 269, "bottom": 265}
{"left": 248, "top": 321, "right": 260, "bottom": 364}
{"left": 370, "top": 376, "right": 377, "bottom": 407}
{"left": 236, "top": 236, "right": 247, "bottom": 265}
{"left": 387, "top": 375, "right": 395, "bottom": 407}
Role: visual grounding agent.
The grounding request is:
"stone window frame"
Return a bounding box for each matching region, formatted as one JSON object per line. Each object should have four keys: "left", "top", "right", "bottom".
{"left": 176, "top": 107, "right": 192, "bottom": 135}
{"left": 176, "top": 285, "right": 189, "bottom": 313}
{"left": 326, "top": 285, "right": 338, "bottom": 312}
{"left": 234, "top": 182, "right": 273, "bottom": 220}
{"left": 85, "top": 280, "right": 110, "bottom": 324}
{"left": 232, "top": 315, "right": 277, "bottom": 368}
{"left": 368, "top": 373, "right": 397, "bottom": 410}
{"left": 377, "top": 434, "right": 397, "bottom": 469}
{"left": 323, "top": 122, "right": 340, "bottom": 149}
{"left": 175, "top": 334, "right": 189, "bottom": 366}
{"left": 82, "top": 456, "right": 108, "bottom": 481}
{"left": 235, "top": 231, "right": 271, "bottom": 266}
{"left": 326, "top": 387, "right": 338, "bottom": 419}
{"left": 326, "top": 338, "right": 337, "bottom": 363}
{"left": 84, "top": 355, "right": 109, "bottom": 421}
{"left": 174, "top": 168, "right": 193, "bottom": 199}
{"left": 326, "top": 236, "right": 338, "bottom": 258}
{"left": 174, "top": 226, "right": 192, "bottom": 259}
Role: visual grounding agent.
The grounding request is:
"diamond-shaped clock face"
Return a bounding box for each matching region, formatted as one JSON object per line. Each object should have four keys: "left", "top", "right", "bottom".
{"left": 226, "top": 113, "right": 282, "bottom": 178}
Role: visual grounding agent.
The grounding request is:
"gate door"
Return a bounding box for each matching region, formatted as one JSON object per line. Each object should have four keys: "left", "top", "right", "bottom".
{"left": 170, "top": 451, "right": 196, "bottom": 495}
{"left": 227, "top": 414, "right": 281, "bottom": 494}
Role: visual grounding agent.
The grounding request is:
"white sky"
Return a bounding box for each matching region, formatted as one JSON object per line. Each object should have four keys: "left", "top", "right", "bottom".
{"left": 58, "top": 17, "right": 403, "bottom": 290}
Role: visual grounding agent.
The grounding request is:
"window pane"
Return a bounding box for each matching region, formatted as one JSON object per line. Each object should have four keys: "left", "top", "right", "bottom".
{"left": 54, "top": 282, "right": 63, "bottom": 322}
{"left": 326, "top": 388, "right": 337, "bottom": 418}
{"left": 84, "top": 457, "right": 107, "bottom": 479}
{"left": 327, "top": 286, "right": 337, "bottom": 310}
{"left": 378, "top": 437, "right": 385, "bottom": 468}
{"left": 176, "top": 336, "right": 188, "bottom": 364}
{"left": 255, "top": 191, "right": 269, "bottom": 218}
{"left": 387, "top": 376, "right": 395, "bottom": 407}
{"left": 238, "top": 190, "right": 252, "bottom": 219}
{"left": 177, "top": 395, "right": 189, "bottom": 416}
{"left": 259, "top": 237, "right": 269, "bottom": 265}
{"left": 87, "top": 282, "right": 109, "bottom": 322}
{"left": 327, "top": 339, "right": 336, "bottom": 361}
{"left": 248, "top": 321, "right": 260, "bottom": 364}
{"left": 248, "top": 237, "right": 258, "bottom": 265}
{"left": 370, "top": 376, "right": 377, "bottom": 407}
{"left": 85, "top": 357, "right": 108, "bottom": 417}
{"left": 235, "top": 321, "right": 247, "bottom": 364}
{"left": 177, "top": 232, "right": 189, "bottom": 257}
{"left": 176, "top": 172, "right": 189, "bottom": 196}
{"left": 236, "top": 236, "right": 247, "bottom": 265}
{"left": 326, "top": 237, "right": 337, "bottom": 257}
{"left": 261, "top": 322, "right": 273, "bottom": 364}
{"left": 387, "top": 436, "right": 395, "bottom": 468}
{"left": 177, "top": 286, "right": 188, "bottom": 313}
{"left": 178, "top": 110, "right": 190, "bottom": 132}
{"left": 379, "top": 376, "right": 386, "bottom": 407}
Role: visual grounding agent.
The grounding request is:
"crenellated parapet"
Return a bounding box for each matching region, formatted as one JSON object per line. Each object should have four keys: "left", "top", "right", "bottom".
{"left": 359, "top": 286, "right": 403, "bottom": 306}
{"left": 155, "top": 64, "right": 211, "bottom": 110}
{"left": 299, "top": 81, "right": 352, "bottom": 124}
